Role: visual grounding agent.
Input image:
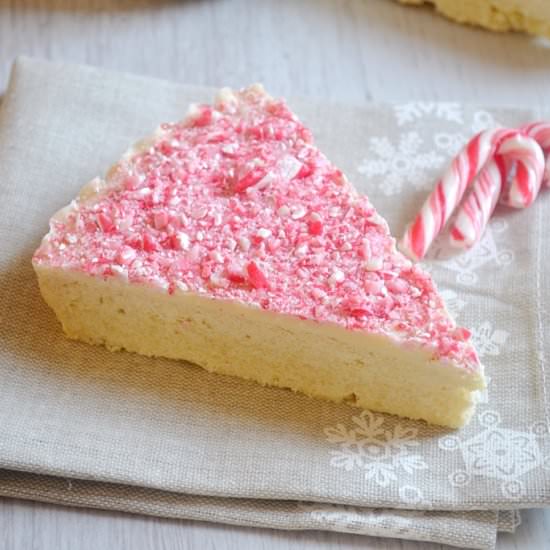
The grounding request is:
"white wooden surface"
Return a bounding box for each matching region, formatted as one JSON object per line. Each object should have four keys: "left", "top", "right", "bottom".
{"left": 1, "top": 0, "right": 549, "bottom": 548}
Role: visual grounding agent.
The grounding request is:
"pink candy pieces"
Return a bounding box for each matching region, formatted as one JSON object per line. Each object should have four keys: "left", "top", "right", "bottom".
{"left": 33, "top": 85, "right": 480, "bottom": 369}
{"left": 400, "top": 124, "right": 549, "bottom": 260}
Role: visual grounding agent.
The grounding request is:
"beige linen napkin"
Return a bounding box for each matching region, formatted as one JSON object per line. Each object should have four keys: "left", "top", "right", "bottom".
{"left": 0, "top": 57, "right": 548, "bottom": 549}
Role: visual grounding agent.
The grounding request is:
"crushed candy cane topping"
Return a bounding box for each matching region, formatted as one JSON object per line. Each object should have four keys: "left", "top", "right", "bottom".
{"left": 33, "top": 85, "right": 479, "bottom": 370}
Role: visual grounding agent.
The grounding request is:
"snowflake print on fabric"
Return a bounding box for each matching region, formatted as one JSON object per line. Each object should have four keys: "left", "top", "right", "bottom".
{"left": 297, "top": 502, "right": 426, "bottom": 537}
{"left": 470, "top": 322, "right": 509, "bottom": 358}
{"left": 433, "top": 110, "right": 499, "bottom": 158}
{"left": 477, "top": 375, "right": 492, "bottom": 404}
{"left": 471, "top": 110, "right": 498, "bottom": 134}
{"left": 324, "top": 410, "right": 428, "bottom": 488}
{"left": 434, "top": 132, "right": 468, "bottom": 156}
{"left": 438, "top": 289, "right": 466, "bottom": 319}
{"left": 394, "top": 102, "right": 463, "bottom": 126}
{"left": 398, "top": 485, "right": 427, "bottom": 506}
{"left": 439, "top": 411, "right": 550, "bottom": 500}
{"left": 427, "top": 218, "right": 514, "bottom": 285}
{"left": 357, "top": 132, "right": 445, "bottom": 196}
{"left": 297, "top": 502, "right": 426, "bottom": 536}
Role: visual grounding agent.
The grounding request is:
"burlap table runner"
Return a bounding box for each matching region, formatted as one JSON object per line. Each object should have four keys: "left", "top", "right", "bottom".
{"left": 0, "top": 57, "right": 548, "bottom": 549}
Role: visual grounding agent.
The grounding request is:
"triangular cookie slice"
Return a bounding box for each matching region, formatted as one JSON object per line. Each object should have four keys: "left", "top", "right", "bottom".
{"left": 33, "top": 85, "right": 484, "bottom": 427}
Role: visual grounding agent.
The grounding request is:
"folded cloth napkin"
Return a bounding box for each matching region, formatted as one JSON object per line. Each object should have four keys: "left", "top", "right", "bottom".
{"left": 0, "top": 57, "right": 548, "bottom": 550}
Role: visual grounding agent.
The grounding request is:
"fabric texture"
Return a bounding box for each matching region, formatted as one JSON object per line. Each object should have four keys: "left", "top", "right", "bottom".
{"left": 0, "top": 56, "right": 548, "bottom": 549}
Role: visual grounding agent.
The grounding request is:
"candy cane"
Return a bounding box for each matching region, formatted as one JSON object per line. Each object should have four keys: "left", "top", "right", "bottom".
{"left": 498, "top": 133, "right": 545, "bottom": 209}
{"left": 450, "top": 133, "right": 544, "bottom": 249}
{"left": 521, "top": 122, "right": 550, "bottom": 186}
{"left": 449, "top": 156, "right": 505, "bottom": 249}
{"left": 399, "top": 127, "right": 515, "bottom": 261}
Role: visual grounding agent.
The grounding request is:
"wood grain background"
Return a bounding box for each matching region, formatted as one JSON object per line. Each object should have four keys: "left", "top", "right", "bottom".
{"left": 1, "top": 0, "right": 549, "bottom": 548}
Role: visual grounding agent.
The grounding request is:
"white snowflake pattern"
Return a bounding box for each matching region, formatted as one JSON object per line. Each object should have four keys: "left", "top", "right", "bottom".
{"left": 394, "top": 102, "right": 463, "bottom": 126}
{"left": 398, "top": 485, "right": 427, "bottom": 506}
{"left": 297, "top": 502, "right": 426, "bottom": 536}
{"left": 432, "top": 110, "right": 498, "bottom": 156}
{"left": 357, "top": 132, "right": 444, "bottom": 196}
{"left": 439, "top": 411, "right": 550, "bottom": 500}
{"left": 433, "top": 132, "right": 467, "bottom": 156}
{"left": 471, "top": 110, "right": 498, "bottom": 133}
{"left": 477, "top": 374, "right": 492, "bottom": 404}
{"left": 324, "top": 410, "right": 428, "bottom": 488}
{"left": 439, "top": 289, "right": 466, "bottom": 319}
{"left": 427, "top": 218, "right": 514, "bottom": 285}
{"left": 470, "top": 322, "right": 509, "bottom": 358}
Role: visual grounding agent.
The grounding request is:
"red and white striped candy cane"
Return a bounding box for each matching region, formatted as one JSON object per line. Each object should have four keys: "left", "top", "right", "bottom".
{"left": 451, "top": 133, "right": 544, "bottom": 248}
{"left": 521, "top": 122, "right": 550, "bottom": 186}
{"left": 498, "top": 133, "right": 545, "bottom": 209}
{"left": 449, "top": 156, "right": 505, "bottom": 249}
{"left": 399, "top": 127, "right": 515, "bottom": 261}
